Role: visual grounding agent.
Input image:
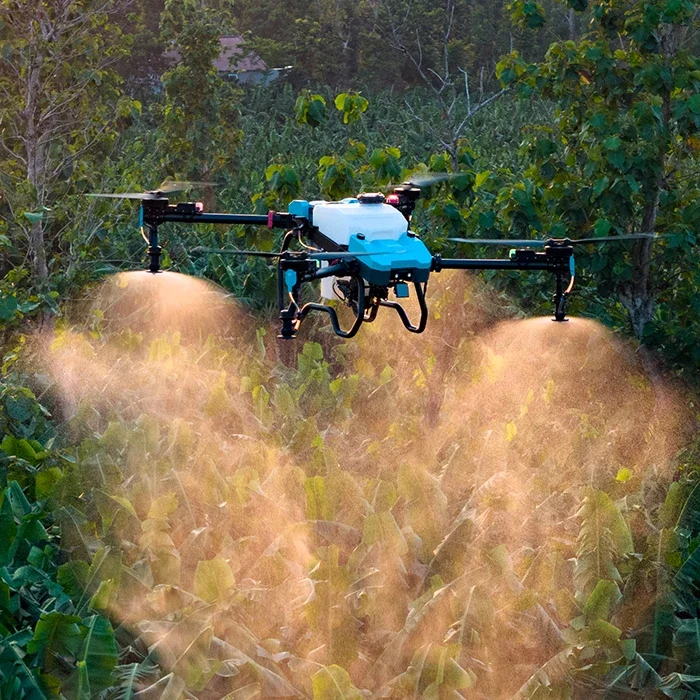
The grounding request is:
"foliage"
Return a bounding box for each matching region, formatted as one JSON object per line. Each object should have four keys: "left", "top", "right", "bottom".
{"left": 334, "top": 92, "right": 369, "bottom": 124}
{"left": 0, "top": 0, "right": 139, "bottom": 295}
{"left": 498, "top": 0, "right": 700, "bottom": 346}
{"left": 229, "top": 0, "right": 585, "bottom": 89}
{"left": 0, "top": 381, "right": 119, "bottom": 698}
{"left": 157, "top": 0, "right": 241, "bottom": 181}
{"left": 0, "top": 282, "right": 693, "bottom": 697}
{"left": 295, "top": 92, "right": 328, "bottom": 128}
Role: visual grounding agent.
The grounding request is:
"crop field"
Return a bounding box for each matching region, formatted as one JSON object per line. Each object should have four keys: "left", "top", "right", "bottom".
{"left": 1, "top": 0, "right": 699, "bottom": 697}
{"left": 0, "top": 269, "right": 696, "bottom": 698}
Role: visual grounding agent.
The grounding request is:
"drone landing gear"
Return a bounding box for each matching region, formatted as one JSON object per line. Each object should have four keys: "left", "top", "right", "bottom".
{"left": 376, "top": 282, "right": 429, "bottom": 333}
{"left": 277, "top": 264, "right": 368, "bottom": 340}
{"left": 277, "top": 260, "right": 430, "bottom": 340}
{"left": 552, "top": 269, "right": 572, "bottom": 322}
{"left": 294, "top": 274, "right": 367, "bottom": 339}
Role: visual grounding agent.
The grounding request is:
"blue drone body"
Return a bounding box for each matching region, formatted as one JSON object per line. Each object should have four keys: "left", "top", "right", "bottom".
{"left": 88, "top": 180, "right": 655, "bottom": 339}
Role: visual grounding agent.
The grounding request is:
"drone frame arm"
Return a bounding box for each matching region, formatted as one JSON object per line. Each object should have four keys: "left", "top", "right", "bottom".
{"left": 433, "top": 250, "right": 574, "bottom": 322}
{"left": 432, "top": 256, "right": 551, "bottom": 272}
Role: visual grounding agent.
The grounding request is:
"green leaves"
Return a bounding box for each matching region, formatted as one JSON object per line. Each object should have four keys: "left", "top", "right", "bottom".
{"left": 368, "top": 146, "right": 402, "bottom": 183}
{"left": 0, "top": 294, "right": 18, "bottom": 322}
{"left": 318, "top": 154, "right": 357, "bottom": 200}
{"left": 27, "top": 612, "right": 83, "bottom": 661}
{"left": 312, "top": 665, "right": 362, "bottom": 700}
{"left": 508, "top": 0, "right": 547, "bottom": 29}
{"left": 334, "top": 92, "right": 368, "bottom": 124}
{"left": 305, "top": 476, "right": 333, "bottom": 521}
{"left": 574, "top": 489, "right": 632, "bottom": 602}
{"left": 140, "top": 495, "right": 181, "bottom": 585}
{"left": 582, "top": 579, "right": 621, "bottom": 623}
{"left": 74, "top": 615, "right": 117, "bottom": 695}
{"left": 674, "top": 619, "right": 700, "bottom": 673}
{"left": 264, "top": 163, "right": 302, "bottom": 206}
{"left": 22, "top": 211, "right": 44, "bottom": 224}
{"left": 0, "top": 477, "right": 118, "bottom": 698}
{"left": 381, "top": 644, "right": 476, "bottom": 697}
{"left": 398, "top": 463, "right": 447, "bottom": 558}
{"left": 295, "top": 91, "right": 327, "bottom": 128}
{"left": 194, "top": 556, "right": 235, "bottom": 602}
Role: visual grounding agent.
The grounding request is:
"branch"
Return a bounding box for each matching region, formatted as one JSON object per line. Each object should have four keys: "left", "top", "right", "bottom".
{"left": 453, "top": 86, "right": 509, "bottom": 140}
{"left": 443, "top": 0, "right": 455, "bottom": 87}
{"left": 459, "top": 67, "right": 471, "bottom": 115}
{"left": 0, "top": 138, "right": 27, "bottom": 166}
{"left": 50, "top": 123, "right": 112, "bottom": 179}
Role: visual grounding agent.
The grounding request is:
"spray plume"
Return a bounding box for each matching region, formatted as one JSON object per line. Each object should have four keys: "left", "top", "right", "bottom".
{"left": 31, "top": 270, "right": 690, "bottom": 698}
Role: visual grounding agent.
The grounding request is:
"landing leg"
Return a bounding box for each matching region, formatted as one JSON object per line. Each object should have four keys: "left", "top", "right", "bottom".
{"left": 147, "top": 224, "right": 162, "bottom": 273}
{"left": 553, "top": 271, "right": 569, "bottom": 322}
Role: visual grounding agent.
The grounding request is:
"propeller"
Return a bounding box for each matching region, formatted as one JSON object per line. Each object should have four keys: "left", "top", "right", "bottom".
{"left": 157, "top": 180, "right": 218, "bottom": 194}
{"left": 402, "top": 172, "right": 458, "bottom": 188}
{"left": 448, "top": 233, "right": 664, "bottom": 248}
{"left": 191, "top": 247, "right": 281, "bottom": 259}
{"left": 87, "top": 180, "right": 220, "bottom": 200}
{"left": 389, "top": 172, "right": 465, "bottom": 191}
{"left": 190, "top": 247, "right": 400, "bottom": 260}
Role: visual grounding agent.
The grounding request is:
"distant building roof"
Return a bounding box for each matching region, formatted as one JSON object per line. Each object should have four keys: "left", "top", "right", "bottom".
{"left": 215, "top": 36, "right": 267, "bottom": 72}
{"left": 164, "top": 36, "right": 268, "bottom": 74}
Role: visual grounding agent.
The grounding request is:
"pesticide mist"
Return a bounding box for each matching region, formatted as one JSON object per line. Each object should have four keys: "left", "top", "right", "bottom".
{"left": 34, "top": 270, "right": 689, "bottom": 698}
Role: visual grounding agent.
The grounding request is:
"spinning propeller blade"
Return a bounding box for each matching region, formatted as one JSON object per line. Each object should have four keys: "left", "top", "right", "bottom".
{"left": 389, "top": 172, "right": 464, "bottom": 191}
{"left": 568, "top": 233, "right": 664, "bottom": 245}
{"left": 87, "top": 192, "right": 165, "bottom": 200}
{"left": 403, "top": 172, "right": 457, "bottom": 188}
{"left": 87, "top": 179, "right": 219, "bottom": 200}
{"left": 448, "top": 238, "right": 546, "bottom": 248}
{"left": 156, "top": 180, "right": 220, "bottom": 194}
{"left": 448, "top": 233, "right": 664, "bottom": 247}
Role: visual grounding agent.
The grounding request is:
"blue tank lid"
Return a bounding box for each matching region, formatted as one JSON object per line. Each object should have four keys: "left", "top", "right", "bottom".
{"left": 288, "top": 200, "right": 310, "bottom": 219}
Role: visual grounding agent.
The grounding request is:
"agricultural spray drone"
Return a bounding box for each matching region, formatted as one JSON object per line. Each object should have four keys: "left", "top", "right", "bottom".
{"left": 89, "top": 179, "right": 657, "bottom": 340}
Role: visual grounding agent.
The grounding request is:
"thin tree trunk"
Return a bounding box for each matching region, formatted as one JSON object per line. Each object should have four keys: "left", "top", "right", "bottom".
{"left": 620, "top": 194, "right": 658, "bottom": 339}
{"left": 24, "top": 54, "right": 50, "bottom": 284}
{"left": 29, "top": 220, "right": 49, "bottom": 280}
{"left": 619, "top": 27, "right": 678, "bottom": 340}
{"left": 568, "top": 9, "right": 577, "bottom": 41}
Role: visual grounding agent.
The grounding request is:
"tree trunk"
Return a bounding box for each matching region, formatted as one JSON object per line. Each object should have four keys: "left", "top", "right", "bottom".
{"left": 24, "top": 54, "right": 50, "bottom": 284}
{"left": 568, "top": 9, "right": 577, "bottom": 41}
{"left": 619, "top": 27, "right": 677, "bottom": 340}
{"left": 619, "top": 186, "right": 659, "bottom": 338}
{"left": 29, "top": 220, "right": 49, "bottom": 281}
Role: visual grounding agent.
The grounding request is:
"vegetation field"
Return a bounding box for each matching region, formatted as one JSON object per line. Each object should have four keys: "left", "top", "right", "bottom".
{"left": 3, "top": 271, "right": 698, "bottom": 698}
{"left": 0, "top": 0, "right": 699, "bottom": 697}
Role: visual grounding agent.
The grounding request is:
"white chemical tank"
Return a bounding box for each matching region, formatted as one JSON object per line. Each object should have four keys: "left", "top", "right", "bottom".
{"left": 313, "top": 198, "right": 409, "bottom": 300}
{"left": 320, "top": 262, "right": 336, "bottom": 300}
{"left": 311, "top": 199, "right": 408, "bottom": 246}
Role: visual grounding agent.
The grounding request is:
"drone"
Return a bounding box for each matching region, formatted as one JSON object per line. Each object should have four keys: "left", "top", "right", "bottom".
{"left": 89, "top": 179, "right": 658, "bottom": 340}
